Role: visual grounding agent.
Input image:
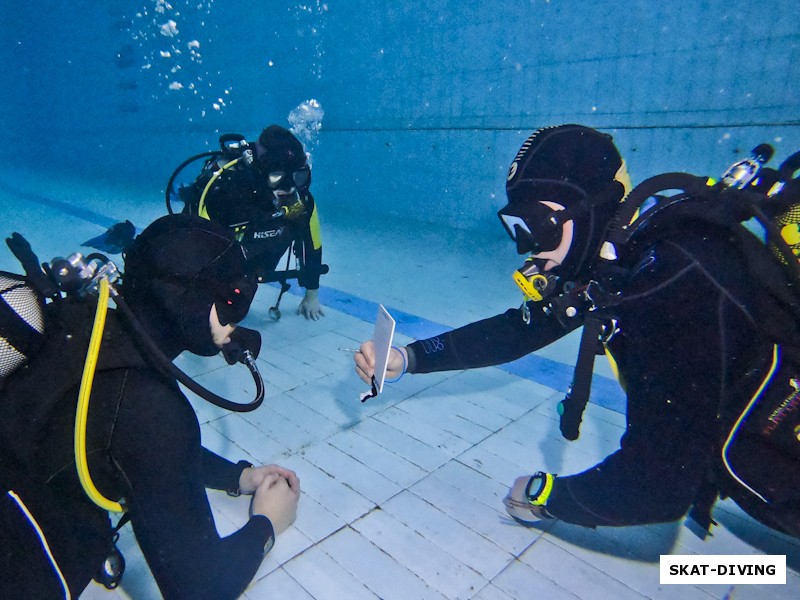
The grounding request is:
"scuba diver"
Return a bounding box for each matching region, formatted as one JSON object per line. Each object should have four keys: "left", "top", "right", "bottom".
{"left": 0, "top": 214, "right": 300, "bottom": 598}
{"left": 354, "top": 125, "right": 800, "bottom": 538}
{"left": 170, "top": 124, "right": 327, "bottom": 321}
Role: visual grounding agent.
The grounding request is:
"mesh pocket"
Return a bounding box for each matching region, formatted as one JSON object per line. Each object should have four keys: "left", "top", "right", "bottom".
{"left": 0, "top": 273, "right": 45, "bottom": 378}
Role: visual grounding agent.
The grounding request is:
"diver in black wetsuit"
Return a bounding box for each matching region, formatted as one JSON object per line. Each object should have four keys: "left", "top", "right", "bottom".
{"left": 354, "top": 125, "right": 800, "bottom": 536}
{"left": 0, "top": 214, "right": 300, "bottom": 599}
{"left": 189, "top": 125, "right": 325, "bottom": 320}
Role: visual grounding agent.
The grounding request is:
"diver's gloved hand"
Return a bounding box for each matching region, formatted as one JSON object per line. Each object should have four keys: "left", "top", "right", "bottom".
{"left": 6, "top": 232, "right": 58, "bottom": 297}
{"left": 503, "top": 472, "right": 556, "bottom": 526}
{"left": 297, "top": 288, "right": 325, "bottom": 320}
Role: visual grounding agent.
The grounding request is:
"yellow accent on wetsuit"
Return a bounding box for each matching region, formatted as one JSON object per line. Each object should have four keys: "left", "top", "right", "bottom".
{"left": 603, "top": 343, "right": 627, "bottom": 392}
{"left": 309, "top": 203, "right": 322, "bottom": 250}
{"left": 614, "top": 160, "right": 633, "bottom": 197}
{"left": 6, "top": 490, "right": 72, "bottom": 598}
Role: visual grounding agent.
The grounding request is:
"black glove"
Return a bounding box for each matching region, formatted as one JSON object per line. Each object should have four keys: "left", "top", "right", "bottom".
{"left": 5, "top": 233, "right": 58, "bottom": 297}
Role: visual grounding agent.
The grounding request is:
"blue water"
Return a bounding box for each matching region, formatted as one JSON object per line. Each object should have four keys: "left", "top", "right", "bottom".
{"left": 2, "top": 1, "right": 799, "bottom": 232}
{"left": 3, "top": 0, "right": 797, "bottom": 397}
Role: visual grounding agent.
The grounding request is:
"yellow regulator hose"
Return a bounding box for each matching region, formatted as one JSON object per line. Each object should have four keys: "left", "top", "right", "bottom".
{"left": 198, "top": 158, "right": 240, "bottom": 219}
{"left": 75, "top": 277, "right": 125, "bottom": 513}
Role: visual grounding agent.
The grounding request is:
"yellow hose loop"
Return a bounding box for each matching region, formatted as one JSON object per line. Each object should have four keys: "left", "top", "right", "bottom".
{"left": 75, "top": 277, "right": 125, "bottom": 513}
{"left": 198, "top": 158, "right": 240, "bottom": 219}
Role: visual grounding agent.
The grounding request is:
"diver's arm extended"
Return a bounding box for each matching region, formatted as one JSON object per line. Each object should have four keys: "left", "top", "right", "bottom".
{"left": 407, "top": 303, "right": 581, "bottom": 374}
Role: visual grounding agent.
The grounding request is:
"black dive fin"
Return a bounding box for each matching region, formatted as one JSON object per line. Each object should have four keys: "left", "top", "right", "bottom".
{"left": 82, "top": 220, "right": 137, "bottom": 254}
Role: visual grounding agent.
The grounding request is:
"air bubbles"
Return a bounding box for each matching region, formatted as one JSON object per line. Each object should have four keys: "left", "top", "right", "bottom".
{"left": 129, "top": 1, "right": 229, "bottom": 119}
{"left": 160, "top": 20, "right": 179, "bottom": 37}
{"left": 288, "top": 99, "right": 325, "bottom": 164}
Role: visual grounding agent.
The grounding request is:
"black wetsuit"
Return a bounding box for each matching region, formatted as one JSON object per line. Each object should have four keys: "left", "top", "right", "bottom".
{"left": 200, "top": 165, "right": 323, "bottom": 290}
{"left": 0, "top": 301, "right": 273, "bottom": 598}
{"left": 406, "top": 221, "right": 799, "bottom": 530}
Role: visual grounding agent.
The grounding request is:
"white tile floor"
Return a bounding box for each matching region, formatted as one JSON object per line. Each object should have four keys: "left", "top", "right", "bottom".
{"left": 1, "top": 171, "right": 798, "bottom": 599}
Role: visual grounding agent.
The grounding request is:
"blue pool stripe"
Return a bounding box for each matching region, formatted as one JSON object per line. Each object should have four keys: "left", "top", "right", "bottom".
{"left": 0, "top": 179, "right": 119, "bottom": 229}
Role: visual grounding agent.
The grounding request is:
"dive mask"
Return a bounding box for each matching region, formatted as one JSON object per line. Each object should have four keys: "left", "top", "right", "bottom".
{"left": 266, "top": 166, "right": 311, "bottom": 192}
{"left": 498, "top": 200, "right": 564, "bottom": 255}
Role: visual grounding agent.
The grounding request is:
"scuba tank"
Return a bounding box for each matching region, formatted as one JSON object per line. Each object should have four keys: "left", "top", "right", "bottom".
{"left": 558, "top": 144, "right": 800, "bottom": 442}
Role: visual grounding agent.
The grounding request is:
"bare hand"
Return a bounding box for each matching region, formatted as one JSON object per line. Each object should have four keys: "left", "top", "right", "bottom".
{"left": 239, "top": 464, "right": 299, "bottom": 496}
{"left": 297, "top": 289, "right": 325, "bottom": 320}
{"left": 251, "top": 473, "right": 300, "bottom": 535}
{"left": 353, "top": 341, "right": 407, "bottom": 384}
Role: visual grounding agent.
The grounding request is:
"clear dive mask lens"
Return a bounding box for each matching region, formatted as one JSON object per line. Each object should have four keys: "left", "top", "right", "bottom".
{"left": 268, "top": 172, "right": 284, "bottom": 187}
{"left": 292, "top": 166, "right": 311, "bottom": 188}
{"left": 513, "top": 257, "right": 557, "bottom": 302}
{"left": 498, "top": 212, "right": 530, "bottom": 242}
{"left": 266, "top": 166, "right": 311, "bottom": 190}
{"left": 498, "top": 213, "right": 541, "bottom": 255}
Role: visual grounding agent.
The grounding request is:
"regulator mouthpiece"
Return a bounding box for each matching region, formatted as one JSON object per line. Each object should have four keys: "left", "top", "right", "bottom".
{"left": 513, "top": 258, "right": 557, "bottom": 302}
{"left": 221, "top": 326, "right": 262, "bottom": 365}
